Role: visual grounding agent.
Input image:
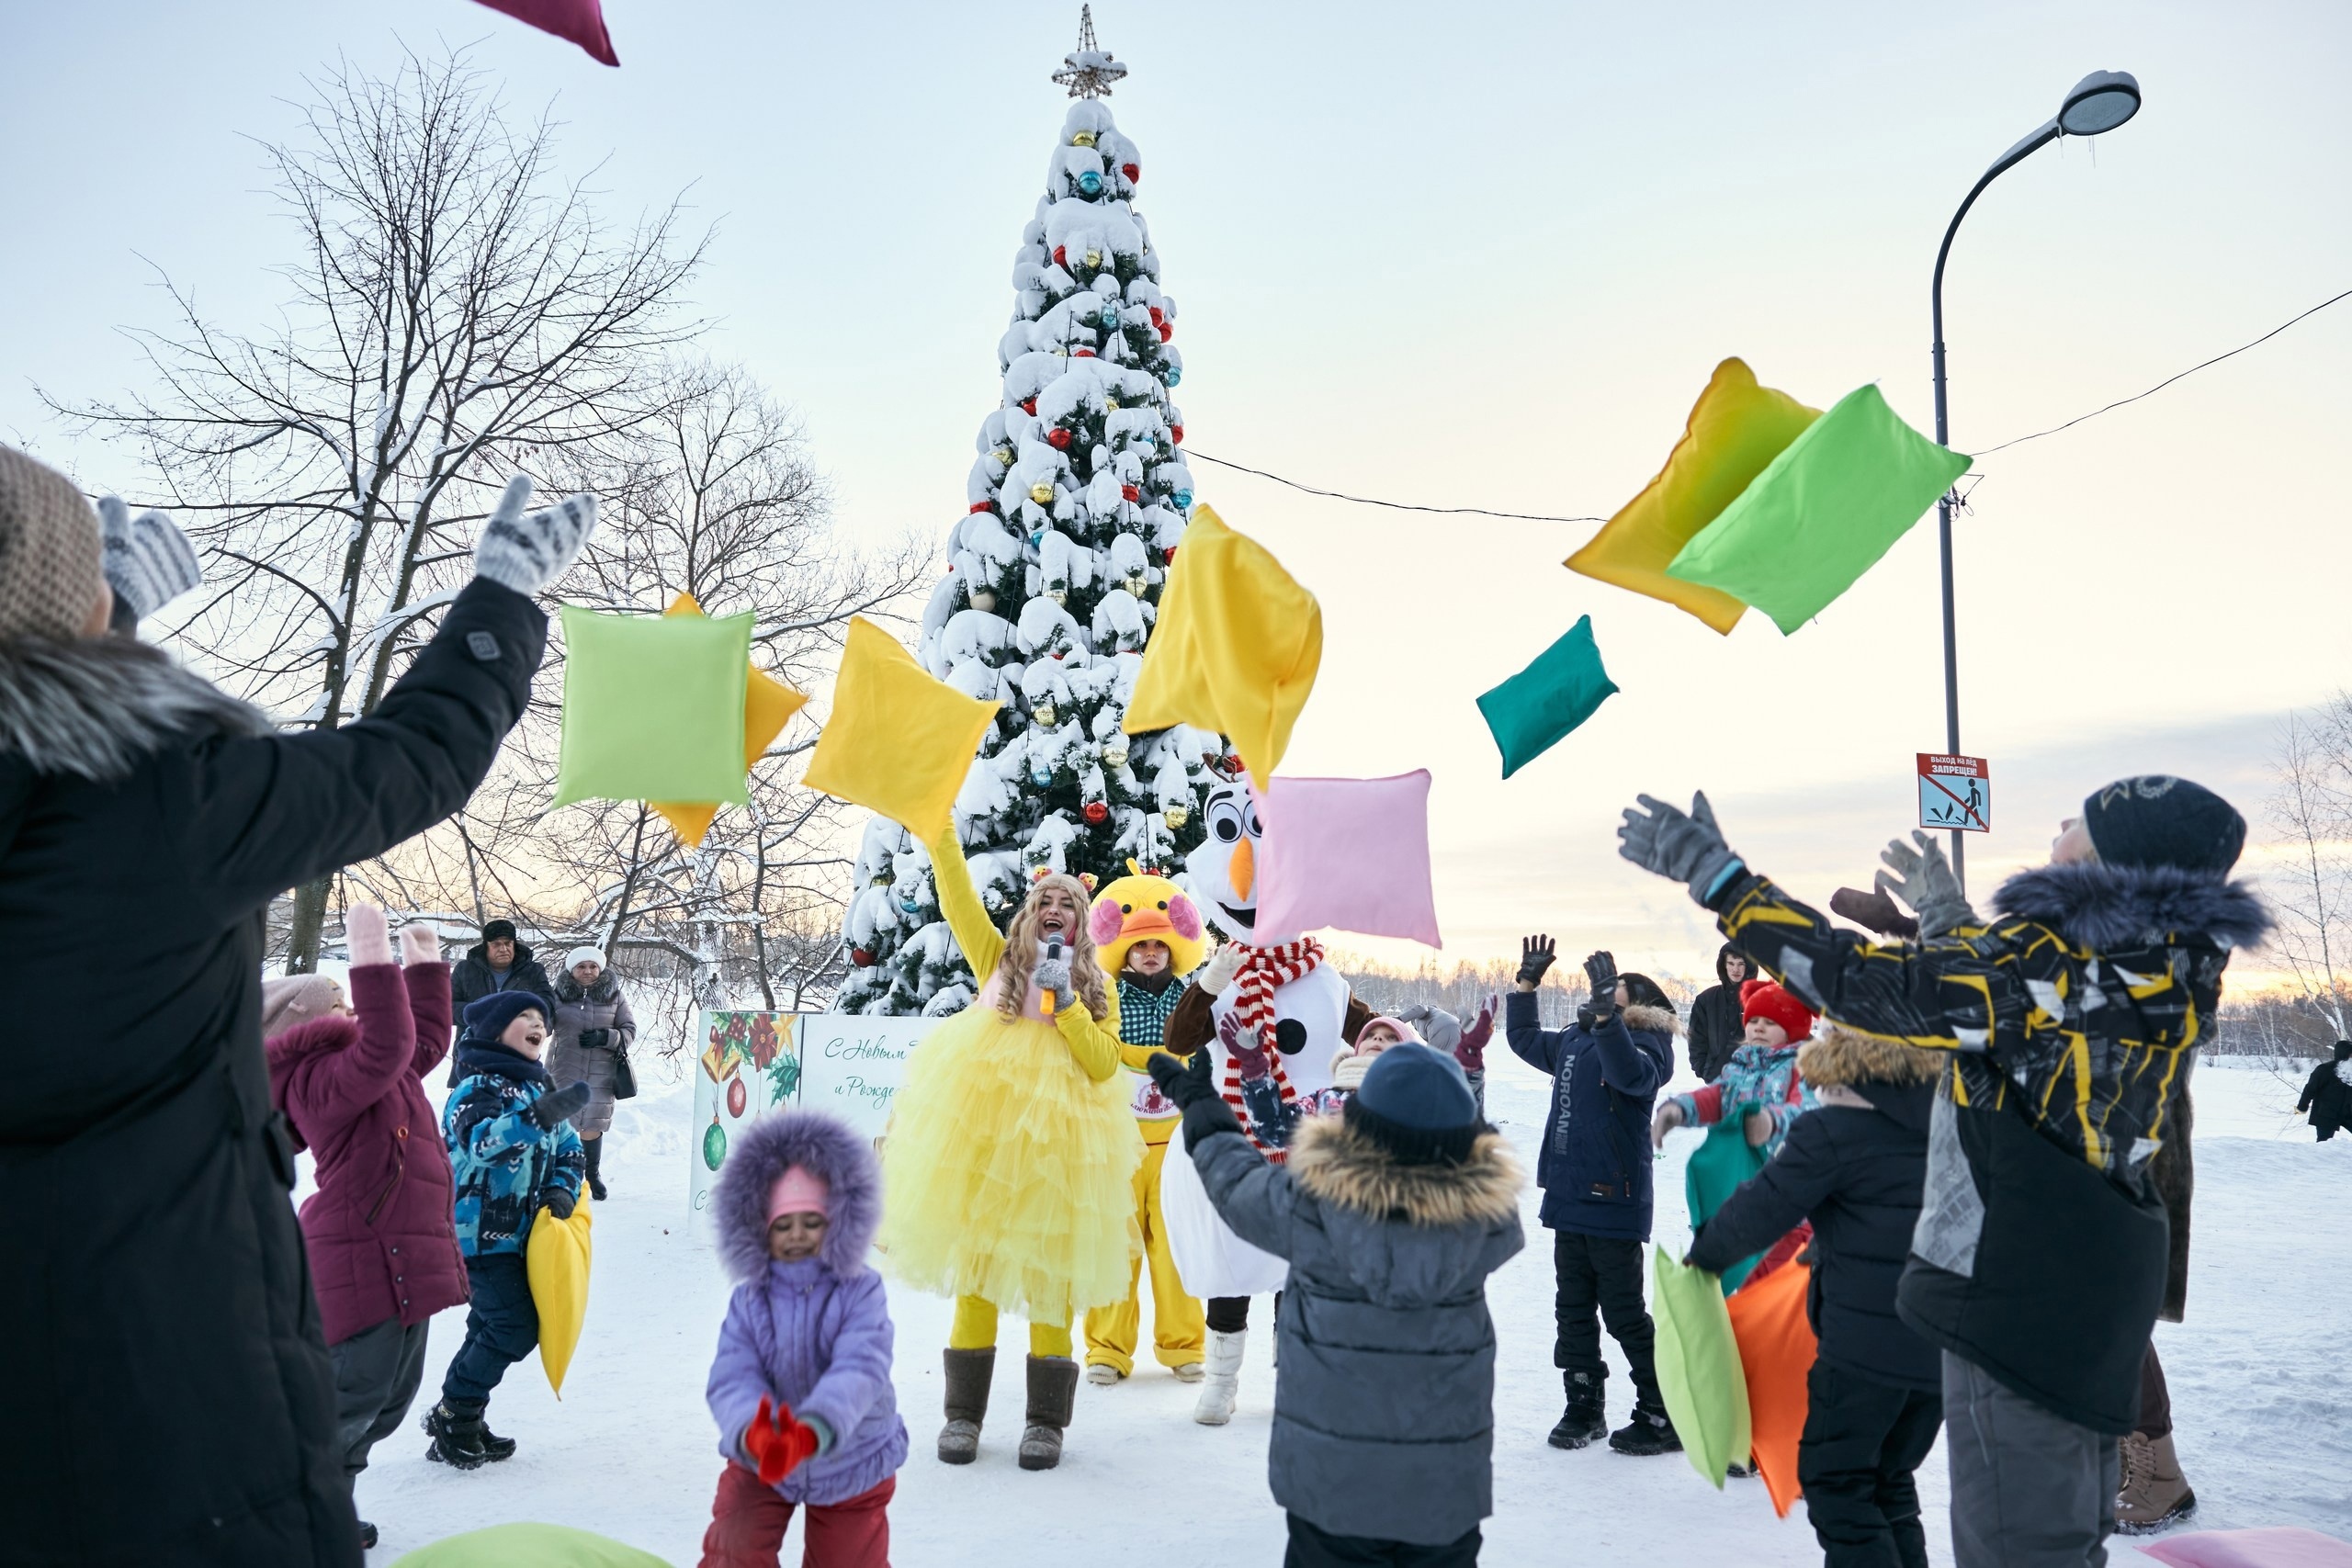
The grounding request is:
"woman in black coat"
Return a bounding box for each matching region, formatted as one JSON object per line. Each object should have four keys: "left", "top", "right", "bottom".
{"left": 2301, "top": 1041, "right": 2352, "bottom": 1141}
{"left": 0, "top": 452, "right": 592, "bottom": 1568}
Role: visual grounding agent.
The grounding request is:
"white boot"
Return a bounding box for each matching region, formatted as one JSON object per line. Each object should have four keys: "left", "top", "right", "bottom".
{"left": 1193, "top": 1328, "right": 1246, "bottom": 1426}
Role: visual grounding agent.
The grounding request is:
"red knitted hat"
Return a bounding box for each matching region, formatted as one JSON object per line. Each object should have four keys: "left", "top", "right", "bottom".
{"left": 1740, "top": 978, "right": 1815, "bottom": 1043}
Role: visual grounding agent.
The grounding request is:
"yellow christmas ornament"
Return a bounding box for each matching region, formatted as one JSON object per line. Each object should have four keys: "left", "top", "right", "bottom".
{"left": 1123, "top": 503, "right": 1321, "bottom": 795}
{"left": 1084, "top": 249, "right": 1102, "bottom": 268}
{"left": 650, "top": 593, "right": 809, "bottom": 848}
{"left": 526, "top": 1202, "right": 594, "bottom": 1397}
{"left": 1029, "top": 481, "right": 1057, "bottom": 505}
{"left": 1071, "top": 130, "right": 1098, "bottom": 147}
{"left": 805, "top": 616, "right": 1001, "bottom": 843}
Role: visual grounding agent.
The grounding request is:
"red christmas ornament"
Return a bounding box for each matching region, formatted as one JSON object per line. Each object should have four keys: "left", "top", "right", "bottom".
{"left": 1226, "top": 752, "right": 1246, "bottom": 773}
{"left": 1148, "top": 305, "right": 1163, "bottom": 327}
{"left": 968, "top": 501, "right": 995, "bottom": 514}
{"left": 1121, "top": 483, "right": 1141, "bottom": 503}
{"left": 1122, "top": 163, "right": 1140, "bottom": 183}
{"left": 1020, "top": 398, "right": 1037, "bottom": 415}
{"left": 1159, "top": 321, "right": 1173, "bottom": 344}
{"left": 1083, "top": 801, "right": 1109, "bottom": 825}
{"left": 726, "top": 1077, "right": 748, "bottom": 1118}
{"left": 1072, "top": 347, "right": 1096, "bottom": 358}
{"left": 1170, "top": 423, "right": 1185, "bottom": 445}
{"left": 850, "top": 947, "right": 875, "bottom": 966}
{"left": 1162, "top": 546, "right": 1179, "bottom": 565}
{"left": 1053, "top": 245, "right": 1068, "bottom": 267}
{"left": 1046, "top": 426, "right": 1073, "bottom": 450}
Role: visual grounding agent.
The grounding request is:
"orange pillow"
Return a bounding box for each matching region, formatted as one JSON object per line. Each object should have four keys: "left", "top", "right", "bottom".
{"left": 1725, "top": 1258, "right": 1819, "bottom": 1518}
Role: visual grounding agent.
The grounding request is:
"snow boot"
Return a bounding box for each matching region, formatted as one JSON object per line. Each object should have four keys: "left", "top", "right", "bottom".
{"left": 1193, "top": 1328, "right": 1246, "bottom": 1426}
{"left": 477, "top": 1416, "right": 518, "bottom": 1462}
{"left": 1085, "top": 1362, "right": 1125, "bottom": 1386}
{"left": 937, "top": 1347, "right": 994, "bottom": 1465}
{"left": 583, "top": 1137, "right": 607, "bottom": 1202}
{"left": 1549, "top": 1371, "right": 1608, "bottom": 1450}
{"left": 1609, "top": 1405, "right": 1683, "bottom": 1457}
{"left": 422, "top": 1400, "right": 489, "bottom": 1470}
{"left": 1017, "top": 1355, "right": 1080, "bottom": 1472}
{"left": 2116, "top": 1431, "right": 2197, "bottom": 1534}
{"left": 1172, "top": 1360, "right": 1205, "bottom": 1383}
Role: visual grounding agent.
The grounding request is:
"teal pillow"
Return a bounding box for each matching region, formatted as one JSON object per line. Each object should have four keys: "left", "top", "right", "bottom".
{"left": 1652, "top": 1247, "right": 1752, "bottom": 1488}
{"left": 1476, "top": 615, "right": 1619, "bottom": 778}
{"left": 1666, "top": 384, "right": 1971, "bottom": 634}
{"left": 551, "top": 606, "right": 754, "bottom": 809}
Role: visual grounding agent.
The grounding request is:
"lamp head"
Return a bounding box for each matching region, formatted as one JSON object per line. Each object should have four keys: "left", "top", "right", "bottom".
{"left": 2059, "top": 70, "right": 2142, "bottom": 136}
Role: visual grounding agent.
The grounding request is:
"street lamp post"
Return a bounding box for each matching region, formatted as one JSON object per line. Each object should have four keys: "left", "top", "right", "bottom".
{"left": 1929, "top": 69, "right": 2142, "bottom": 893}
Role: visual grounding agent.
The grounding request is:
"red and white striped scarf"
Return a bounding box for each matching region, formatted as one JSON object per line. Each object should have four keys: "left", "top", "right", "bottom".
{"left": 1221, "top": 936, "right": 1324, "bottom": 1161}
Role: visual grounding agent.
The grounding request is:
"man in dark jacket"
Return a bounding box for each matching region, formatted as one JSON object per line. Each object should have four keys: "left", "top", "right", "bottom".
{"left": 1504, "top": 938, "right": 1680, "bottom": 1456}
{"left": 1621, "top": 777, "right": 2269, "bottom": 1568}
{"left": 1149, "top": 1041, "right": 1523, "bottom": 1567}
{"left": 1688, "top": 1025, "right": 1944, "bottom": 1568}
{"left": 450, "top": 918, "right": 556, "bottom": 1019}
{"left": 2300, "top": 1040, "right": 2352, "bottom": 1141}
{"left": 1685, "top": 942, "right": 1755, "bottom": 1082}
{"left": 0, "top": 448, "right": 594, "bottom": 1568}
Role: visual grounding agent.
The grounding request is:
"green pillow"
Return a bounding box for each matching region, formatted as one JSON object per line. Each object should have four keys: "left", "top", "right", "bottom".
{"left": 1652, "top": 1246, "right": 1752, "bottom": 1488}
{"left": 1475, "top": 615, "right": 1619, "bottom": 778}
{"left": 1665, "top": 384, "right": 1970, "bottom": 635}
{"left": 391, "top": 1524, "right": 672, "bottom": 1567}
{"left": 1685, "top": 1122, "right": 1772, "bottom": 1293}
{"left": 552, "top": 606, "right": 754, "bottom": 809}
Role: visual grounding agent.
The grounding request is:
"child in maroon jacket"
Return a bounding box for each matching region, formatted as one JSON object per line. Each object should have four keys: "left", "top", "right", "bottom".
{"left": 265, "top": 903, "right": 466, "bottom": 1550}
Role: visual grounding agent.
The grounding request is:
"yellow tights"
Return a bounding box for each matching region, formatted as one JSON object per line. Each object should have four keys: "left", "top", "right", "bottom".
{"left": 948, "top": 1295, "right": 1072, "bottom": 1359}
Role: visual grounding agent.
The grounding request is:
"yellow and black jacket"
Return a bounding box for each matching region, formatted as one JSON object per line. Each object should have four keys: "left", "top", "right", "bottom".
{"left": 1708, "top": 858, "right": 2268, "bottom": 1433}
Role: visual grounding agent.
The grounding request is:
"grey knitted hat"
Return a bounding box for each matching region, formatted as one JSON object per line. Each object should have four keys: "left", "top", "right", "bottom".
{"left": 0, "top": 445, "right": 105, "bottom": 643}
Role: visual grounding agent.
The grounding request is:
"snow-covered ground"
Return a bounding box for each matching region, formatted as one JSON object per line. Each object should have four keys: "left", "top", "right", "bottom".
{"left": 342, "top": 1052, "right": 2351, "bottom": 1564}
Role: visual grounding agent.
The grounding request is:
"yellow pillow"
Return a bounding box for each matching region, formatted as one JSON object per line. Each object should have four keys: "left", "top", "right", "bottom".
{"left": 805, "top": 616, "right": 1001, "bottom": 843}
{"left": 1566, "top": 358, "right": 1820, "bottom": 635}
{"left": 650, "top": 593, "right": 809, "bottom": 848}
{"left": 1123, "top": 504, "right": 1322, "bottom": 795}
{"left": 526, "top": 1203, "right": 593, "bottom": 1398}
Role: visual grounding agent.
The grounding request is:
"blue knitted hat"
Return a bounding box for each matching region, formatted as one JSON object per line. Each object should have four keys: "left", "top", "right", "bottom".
{"left": 461, "top": 990, "right": 548, "bottom": 1043}
{"left": 1346, "top": 1042, "right": 1481, "bottom": 1165}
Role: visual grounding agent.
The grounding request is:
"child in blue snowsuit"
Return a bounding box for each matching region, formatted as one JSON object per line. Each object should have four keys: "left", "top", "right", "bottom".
{"left": 422, "top": 991, "right": 589, "bottom": 1468}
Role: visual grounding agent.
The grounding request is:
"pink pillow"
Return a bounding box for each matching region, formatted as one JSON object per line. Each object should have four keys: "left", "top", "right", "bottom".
{"left": 1253, "top": 771, "right": 1441, "bottom": 950}
{"left": 471, "top": 0, "right": 619, "bottom": 65}
{"left": 2141, "top": 1529, "right": 2352, "bottom": 1568}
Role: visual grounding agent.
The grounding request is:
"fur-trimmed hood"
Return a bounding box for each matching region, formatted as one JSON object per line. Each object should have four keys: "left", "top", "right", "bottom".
{"left": 1797, "top": 1023, "right": 1942, "bottom": 1090}
{"left": 0, "top": 634, "right": 269, "bottom": 783}
{"left": 1289, "top": 1112, "right": 1522, "bottom": 1229}
{"left": 1618, "top": 1001, "right": 1678, "bottom": 1036}
{"left": 1993, "top": 860, "right": 2272, "bottom": 951}
{"left": 713, "top": 1110, "right": 884, "bottom": 1282}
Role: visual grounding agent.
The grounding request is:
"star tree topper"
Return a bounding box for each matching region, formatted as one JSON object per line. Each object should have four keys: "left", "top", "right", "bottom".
{"left": 1051, "top": 6, "right": 1127, "bottom": 98}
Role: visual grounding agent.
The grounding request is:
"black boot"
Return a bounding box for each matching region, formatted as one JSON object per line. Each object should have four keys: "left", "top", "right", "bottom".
{"left": 938, "top": 1347, "right": 995, "bottom": 1464}
{"left": 422, "top": 1400, "right": 489, "bottom": 1470}
{"left": 583, "top": 1137, "right": 608, "bottom": 1202}
{"left": 1018, "top": 1355, "right": 1080, "bottom": 1472}
{"left": 1609, "top": 1404, "right": 1683, "bottom": 1456}
{"left": 1549, "top": 1371, "right": 1607, "bottom": 1449}
{"left": 477, "top": 1416, "right": 518, "bottom": 1462}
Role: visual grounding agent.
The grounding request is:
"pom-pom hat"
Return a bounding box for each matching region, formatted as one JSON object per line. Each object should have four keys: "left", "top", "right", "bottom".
{"left": 1740, "top": 978, "right": 1815, "bottom": 1043}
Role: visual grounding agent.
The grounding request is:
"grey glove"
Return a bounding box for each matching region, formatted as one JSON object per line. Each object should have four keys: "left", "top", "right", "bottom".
{"left": 96, "top": 496, "right": 202, "bottom": 622}
{"left": 1397, "top": 1003, "right": 1461, "bottom": 1054}
{"left": 1876, "top": 831, "right": 1977, "bottom": 939}
{"left": 472, "top": 474, "right": 598, "bottom": 597}
{"left": 524, "top": 1081, "right": 593, "bottom": 1134}
{"left": 1618, "top": 791, "right": 1746, "bottom": 906}
{"left": 1033, "top": 939, "right": 1073, "bottom": 1004}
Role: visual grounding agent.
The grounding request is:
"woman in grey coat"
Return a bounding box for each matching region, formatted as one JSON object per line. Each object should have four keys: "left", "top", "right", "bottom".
{"left": 547, "top": 945, "right": 637, "bottom": 1201}
{"left": 1150, "top": 1041, "right": 1523, "bottom": 1567}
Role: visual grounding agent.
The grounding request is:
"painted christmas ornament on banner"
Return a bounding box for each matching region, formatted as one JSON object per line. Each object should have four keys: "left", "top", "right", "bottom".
{"left": 726, "top": 1077, "right": 748, "bottom": 1118}
{"left": 703, "top": 1115, "right": 728, "bottom": 1171}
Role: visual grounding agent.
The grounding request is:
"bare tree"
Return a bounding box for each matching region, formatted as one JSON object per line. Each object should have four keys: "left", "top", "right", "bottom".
{"left": 2265, "top": 702, "right": 2352, "bottom": 1037}
{"left": 51, "top": 45, "right": 707, "bottom": 971}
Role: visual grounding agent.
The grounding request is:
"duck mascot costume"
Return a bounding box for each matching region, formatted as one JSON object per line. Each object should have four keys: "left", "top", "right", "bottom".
{"left": 874, "top": 828, "right": 1142, "bottom": 1472}
{"left": 1080, "top": 865, "right": 1212, "bottom": 1385}
{"left": 1156, "top": 779, "right": 1373, "bottom": 1423}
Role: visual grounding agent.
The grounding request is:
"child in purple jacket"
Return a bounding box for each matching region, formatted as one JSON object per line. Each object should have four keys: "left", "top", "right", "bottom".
{"left": 703, "top": 1111, "right": 908, "bottom": 1568}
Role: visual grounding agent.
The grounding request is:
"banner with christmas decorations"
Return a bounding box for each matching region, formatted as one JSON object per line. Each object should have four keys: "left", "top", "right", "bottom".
{"left": 794, "top": 1014, "right": 931, "bottom": 1144}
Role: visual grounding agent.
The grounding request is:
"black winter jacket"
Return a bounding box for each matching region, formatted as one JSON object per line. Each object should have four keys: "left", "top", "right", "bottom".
{"left": 0, "top": 580, "right": 544, "bottom": 1567}
{"left": 2301, "top": 1052, "right": 2352, "bottom": 1137}
{"left": 1688, "top": 1028, "right": 1942, "bottom": 1392}
{"left": 1685, "top": 942, "right": 1750, "bottom": 1082}
{"left": 1505, "top": 996, "right": 1674, "bottom": 1241}
{"left": 450, "top": 941, "right": 556, "bottom": 1019}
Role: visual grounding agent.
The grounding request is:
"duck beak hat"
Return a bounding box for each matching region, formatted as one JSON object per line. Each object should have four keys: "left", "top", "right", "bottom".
{"left": 1089, "top": 860, "right": 1209, "bottom": 977}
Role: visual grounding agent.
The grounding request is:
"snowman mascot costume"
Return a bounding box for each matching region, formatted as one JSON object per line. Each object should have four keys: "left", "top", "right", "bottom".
{"left": 1157, "top": 779, "right": 1372, "bottom": 1424}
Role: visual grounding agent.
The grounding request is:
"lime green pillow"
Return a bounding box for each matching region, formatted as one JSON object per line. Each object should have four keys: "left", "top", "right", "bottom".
{"left": 1652, "top": 1247, "right": 1752, "bottom": 1488}
{"left": 1476, "top": 615, "right": 1619, "bottom": 779}
{"left": 391, "top": 1523, "right": 672, "bottom": 1567}
{"left": 551, "top": 606, "right": 754, "bottom": 809}
{"left": 1666, "top": 384, "right": 1970, "bottom": 635}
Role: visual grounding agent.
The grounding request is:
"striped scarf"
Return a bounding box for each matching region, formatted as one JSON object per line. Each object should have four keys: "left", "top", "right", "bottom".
{"left": 1222, "top": 936, "right": 1324, "bottom": 1160}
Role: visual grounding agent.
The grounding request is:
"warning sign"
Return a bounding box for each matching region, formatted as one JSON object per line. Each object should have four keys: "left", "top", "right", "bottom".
{"left": 1917, "top": 754, "right": 1990, "bottom": 832}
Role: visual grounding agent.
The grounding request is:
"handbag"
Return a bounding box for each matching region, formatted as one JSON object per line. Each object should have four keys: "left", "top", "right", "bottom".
{"left": 611, "top": 1037, "right": 639, "bottom": 1100}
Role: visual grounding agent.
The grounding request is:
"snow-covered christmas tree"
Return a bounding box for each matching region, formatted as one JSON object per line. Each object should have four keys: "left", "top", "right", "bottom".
{"left": 838, "top": 10, "right": 1227, "bottom": 1017}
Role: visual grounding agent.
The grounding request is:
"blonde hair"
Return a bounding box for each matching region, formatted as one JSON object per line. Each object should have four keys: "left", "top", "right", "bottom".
{"left": 994, "top": 873, "right": 1111, "bottom": 1021}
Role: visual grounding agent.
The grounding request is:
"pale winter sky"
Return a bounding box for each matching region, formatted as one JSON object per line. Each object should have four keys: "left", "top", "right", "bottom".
{"left": 4, "top": 1, "right": 2346, "bottom": 982}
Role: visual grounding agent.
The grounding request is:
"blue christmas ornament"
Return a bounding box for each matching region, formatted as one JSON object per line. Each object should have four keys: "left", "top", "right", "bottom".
{"left": 898, "top": 897, "right": 921, "bottom": 915}
{"left": 1173, "top": 489, "right": 1194, "bottom": 510}
{"left": 1163, "top": 365, "right": 1182, "bottom": 388}
{"left": 1098, "top": 307, "right": 1120, "bottom": 329}
{"left": 1030, "top": 528, "right": 1046, "bottom": 548}
{"left": 1030, "top": 765, "right": 1055, "bottom": 787}
{"left": 1077, "top": 169, "right": 1103, "bottom": 197}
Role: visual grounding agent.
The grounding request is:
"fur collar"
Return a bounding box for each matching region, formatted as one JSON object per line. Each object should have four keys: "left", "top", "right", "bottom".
{"left": 1992, "top": 861, "right": 2272, "bottom": 950}
{"left": 0, "top": 635, "right": 269, "bottom": 783}
{"left": 552, "top": 969, "right": 617, "bottom": 1006}
{"left": 1618, "top": 1002, "right": 1677, "bottom": 1036}
{"left": 1288, "top": 1113, "right": 1522, "bottom": 1228}
{"left": 1797, "top": 1023, "right": 1942, "bottom": 1089}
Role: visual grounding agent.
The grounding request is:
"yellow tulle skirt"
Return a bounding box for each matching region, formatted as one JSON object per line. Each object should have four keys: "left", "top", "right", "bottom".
{"left": 877, "top": 1007, "right": 1143, "bottom": 1327}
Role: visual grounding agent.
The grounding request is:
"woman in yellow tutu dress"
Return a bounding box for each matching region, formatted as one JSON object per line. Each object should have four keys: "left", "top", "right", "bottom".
{"left": 877, "top": 827, "right": 1142, "bottom": 1472}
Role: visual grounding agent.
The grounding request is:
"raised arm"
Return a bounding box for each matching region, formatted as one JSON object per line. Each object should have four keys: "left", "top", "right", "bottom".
{"left": 1504, "top": 990, "right": 1566, "bottom": 1074}
{"left": 925, "top": 826, "right": 1005, "bottom": 978}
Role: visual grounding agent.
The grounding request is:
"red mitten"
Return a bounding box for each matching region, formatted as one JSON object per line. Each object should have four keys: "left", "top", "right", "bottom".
{"left": 742, "top": 1394, "right": 821, "bottom": 1484}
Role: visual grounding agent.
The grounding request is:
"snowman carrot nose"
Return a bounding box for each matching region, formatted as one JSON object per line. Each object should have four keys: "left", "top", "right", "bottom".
{"left": 1230, "top": 835, "right": 1256, "bottom": 901}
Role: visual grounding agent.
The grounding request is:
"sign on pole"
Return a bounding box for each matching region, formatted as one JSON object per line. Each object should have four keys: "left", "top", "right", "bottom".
{"left": 1917, "top": 753, "right": 1990, "bottom": 833}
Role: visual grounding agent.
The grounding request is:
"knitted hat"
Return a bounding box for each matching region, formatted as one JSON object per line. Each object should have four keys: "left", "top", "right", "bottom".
{"left": 481, "top": 919, "right": 519, "bottom": 943}
{"left": 0, "top": 445, "right": 106, "bottom": 644}
{"left": 564, "top": 945, "right": 607, "bottom": 973}
{"left": 1356, "top": 1016, "right": 1423, "bottom": 1048}
{"left": 1741, "top": 978, "right": 1815, "bottom": 1043}
{"left": 260, "top": 974, "right": 344, "bottom": 1040}
{"left": 461, "top": 990, "right": 548, "bottom": 1043}
{"left": 1346, "top": 1042, "right": 1481, "bottom": 1165}
{"left": 2082, "top": 776, "right": 2246, "bottom": 874}
{"left": 766, "top": 1166, "right": 831, "bottom": 1226}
